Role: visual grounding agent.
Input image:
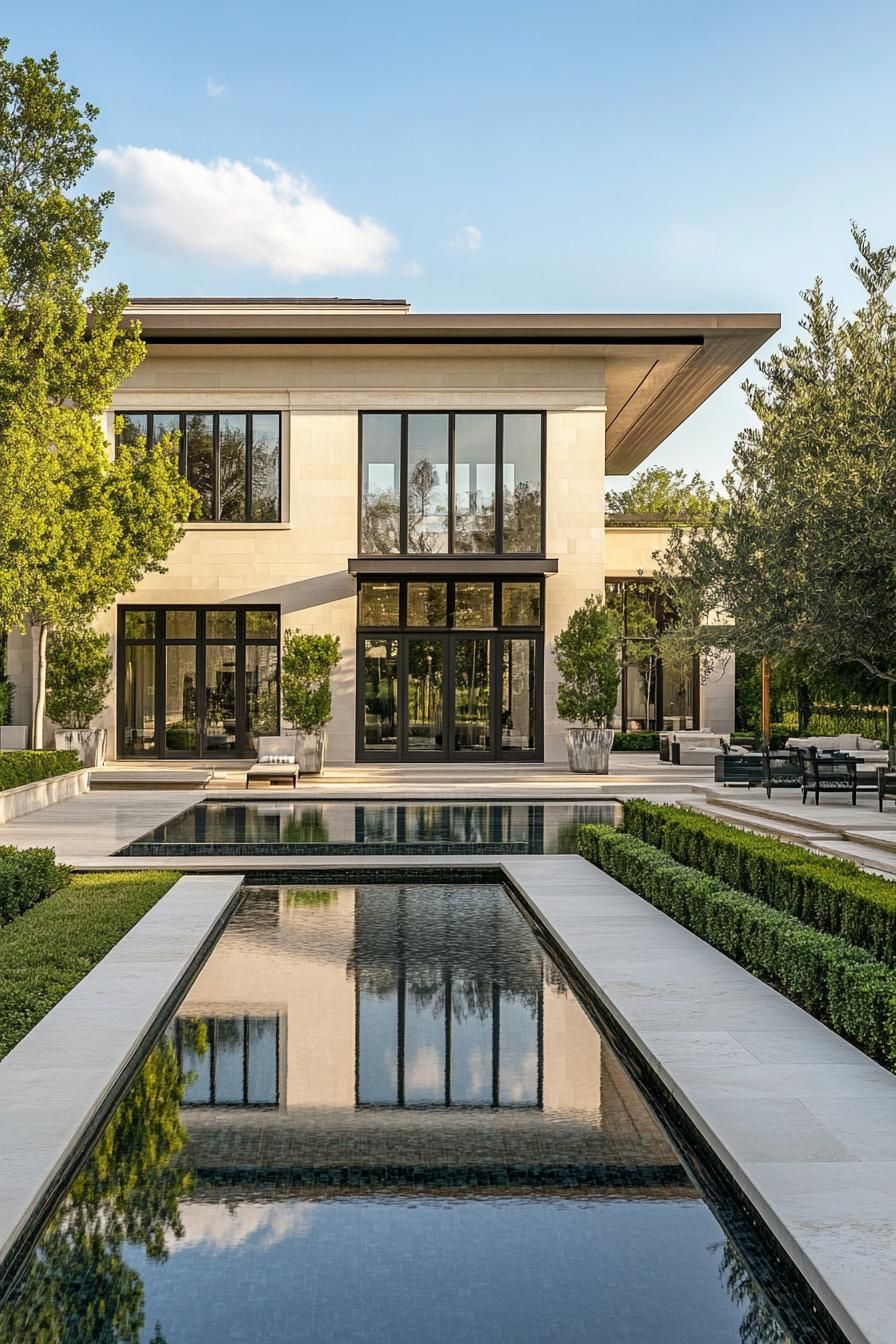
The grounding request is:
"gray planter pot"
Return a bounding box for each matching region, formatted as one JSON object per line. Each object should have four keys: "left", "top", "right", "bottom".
{"left": 0, "top": 725, "right": 29, "bottom": 750}
{"left": 54, "top": 728, "right": 107, "bottom": 767}
{"left": 298, "top": 729, "right": 327, "bottom": 775}
{"left": 566, "top": 726, "right": 615, "bottom": 774}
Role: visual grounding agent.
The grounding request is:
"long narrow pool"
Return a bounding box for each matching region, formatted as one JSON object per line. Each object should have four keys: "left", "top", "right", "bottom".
{"left": 121, "top": 800, "right": 621, "bottom": 856}
{"left": 0, "top": 882, "right": 833, "bottom": 1342}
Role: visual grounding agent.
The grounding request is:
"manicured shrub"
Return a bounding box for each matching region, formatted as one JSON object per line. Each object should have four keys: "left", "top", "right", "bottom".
{"left": 620, "top": 799, "right": 896, "bottom": 965}
{"left": 0, "top": 749, "right": 81, "bottom": 792}
{"left": 577, "top": 823, "right": 896, "bottom": 1069}
{"left": 611, "top": 732, "right": 660, "bottom": 752}
{"left": 0, "top": 846, "right": 71, "bottom": 925}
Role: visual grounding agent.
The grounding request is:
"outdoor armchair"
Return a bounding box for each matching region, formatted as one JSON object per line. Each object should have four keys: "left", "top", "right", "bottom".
{"left": 246, "top": 735, "right": 301, "bottom": 789}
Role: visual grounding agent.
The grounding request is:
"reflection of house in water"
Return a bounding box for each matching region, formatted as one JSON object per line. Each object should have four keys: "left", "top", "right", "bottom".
{"left": 174, "top": 887, "right": 687, "bottom": 1197}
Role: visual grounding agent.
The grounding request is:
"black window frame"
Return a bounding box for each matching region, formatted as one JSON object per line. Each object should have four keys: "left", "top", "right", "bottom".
{"left": 605, "top": 578, "right": 700, "bottom": 731}
{"left": 115, "top": 411, "right": 283, "bottom": 523}
{"left": 355, "top": 576, "right": 544, "bottom": 762}
{"left": 118, "top": 604, "right": 280, "bottom": 759}
{"left": 358, "top": 410, "right": 546, "bottom": 557}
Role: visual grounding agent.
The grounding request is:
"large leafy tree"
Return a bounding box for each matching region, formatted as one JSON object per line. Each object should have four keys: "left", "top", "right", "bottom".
{"left": 0, "top": 39, "right": 195, "bottom": 742}
{"left": 656, "top": 225, "right": 896, "bottom": 707}
{"left": 605, "top": 465, "right": 717, "bottom": 522}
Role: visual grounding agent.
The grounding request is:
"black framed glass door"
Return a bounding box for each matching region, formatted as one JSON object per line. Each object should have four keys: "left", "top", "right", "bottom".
{"left": 119, "top": 607, "right": 279, "bottom": 758}
{"left": 357, "top": 578, "right": 544, "bottom": 762}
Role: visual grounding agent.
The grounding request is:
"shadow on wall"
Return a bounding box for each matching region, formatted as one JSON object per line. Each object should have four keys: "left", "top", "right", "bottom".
{"left": 233, "top": 572, "right": 358, "bottom": 614}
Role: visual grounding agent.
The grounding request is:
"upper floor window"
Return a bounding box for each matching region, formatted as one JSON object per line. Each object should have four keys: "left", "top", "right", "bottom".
{"left": 117, "top": 411, "right": 281, "bottom": 522}
{"left": 360, "top": 411, "right": 544, "bottom": 556}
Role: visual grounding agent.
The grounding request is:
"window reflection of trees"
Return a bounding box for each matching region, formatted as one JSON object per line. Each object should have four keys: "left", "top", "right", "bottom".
{"left": 353, "top": 885, "right": 543, "bottom": 1108}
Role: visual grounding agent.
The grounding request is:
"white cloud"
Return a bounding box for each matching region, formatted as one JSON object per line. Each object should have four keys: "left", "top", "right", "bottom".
{"left": 450, "top": 224, "right": 482, "bottom": 252}
{"left": 168, "top": 1200, "right": 314, "bottom": 1254}
{"left": 97, "top": 147, "right": 397, "bottom": 278}
{"left": 206, "top": 77, "right": 227, "bottom": 98}
{"left": 401, "top": 259, "right": 424, "bottom": 276}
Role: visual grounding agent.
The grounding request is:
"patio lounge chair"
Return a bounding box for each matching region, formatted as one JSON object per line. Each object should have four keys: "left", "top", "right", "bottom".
{"left": 797, "top": 746, "right": 876, "bottom": 806}
{"left": 246, "top": 735, "right": 301, "bottom": 789}
{"left": 760, "top": 749, "right": 801, "bottom": 799}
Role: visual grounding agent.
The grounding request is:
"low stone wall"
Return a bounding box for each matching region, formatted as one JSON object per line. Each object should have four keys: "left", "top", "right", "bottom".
{"left": 0, "top": 769, "right": 90, "bottom": 824}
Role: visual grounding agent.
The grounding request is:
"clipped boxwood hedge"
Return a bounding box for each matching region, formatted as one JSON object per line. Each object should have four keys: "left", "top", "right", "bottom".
{"left": 0, "top": 846, "right": 71, "bottom": 925}
{"left": 0, "top": 750, "right": 81, "bottom": 792}
{"left": 611, "top": 732, "right": 660, "bottom": 752}
{"left": 621, "top": 798, "right": 896, "bottom": 966}
{"left": 577, "top": 824, "right": 896, "bottom": 1069}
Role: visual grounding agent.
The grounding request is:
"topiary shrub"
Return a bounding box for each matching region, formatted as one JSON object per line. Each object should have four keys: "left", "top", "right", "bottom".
{"left": 281, "top": 631, "right": 341, "bottom": 733}
{"left": 0, "top": 750, "right": 81, "bottom": 791}
{"left": 0, "top": 846, "right": 71, "bottom": 924}
{"left": 553, "top": 596, "right": 620, "bottom": 727}
{"left": 611, "top": 731, "right": 659, "bottom": 752}
{"left": 46, "top": 630, "right": 112, "bottom": 729}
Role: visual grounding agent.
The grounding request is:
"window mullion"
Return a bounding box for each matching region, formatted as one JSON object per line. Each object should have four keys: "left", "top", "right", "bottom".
{"left": 400, "top": 414, "right": 408, "bottom": 553}
{"left": 495, "top": 414, "right": 504, "bottom": 556}
{"left": 448, "top": 413, "right": 455, "bottom": 554}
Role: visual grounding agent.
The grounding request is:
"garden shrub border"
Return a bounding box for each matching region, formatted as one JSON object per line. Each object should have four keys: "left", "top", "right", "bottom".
{"left": 621, "top": 798, "right": 896, "bottom": 966}
{"left": 0, "top": 750, "right": 81, "bottom": 792}
{"left": 0, "top": 847, "right": 71, "bottom": 926}
{"left": 577, "top": 823, "right": 896, "bottom": 1069}
{"left": 611, "top": 731, "right": 660, "bottom": 752}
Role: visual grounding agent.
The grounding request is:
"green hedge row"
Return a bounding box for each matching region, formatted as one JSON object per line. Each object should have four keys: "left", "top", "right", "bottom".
{"left": 612, "top": 732, "right": 660, "bottom": 752}
{"left": 621, "top": 798, "right": 896, "bottom": 966}
{"left": 577, "top": 824, "right": 896, "bottom": 1068}
{"left": 0, "top": 750, "right": 81, "bottom": 792}
{"left": 0, "top": 847, "right": 71, "bottom": 925}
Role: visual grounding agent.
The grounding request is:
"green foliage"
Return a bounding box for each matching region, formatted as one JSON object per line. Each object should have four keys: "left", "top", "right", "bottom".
{"left": 0, "top": 678, "right": 10, "bottom": 725}
{"left": 0, "top": 748, "right": 80, "bottom": 790}
{"left": 605, "top": 466, "right": 718, "bottom": 522}
{"left": 0, "top": 42, "right": 197, "bottom": 744}
{"left": 46, "top": 628, "right": 111, "bottom": 728}
{"left": 654, "top": 226, "right": 896, "bottom": 698}
{"left": 0, "top": 870, "right": 179, "bottom": 1058}
{"left": 281, "top": 630, "right": 341, "bottom": 733}
{"left": 553, "top": 595, "right": 620, "bottom": 727}
{"left": 0, "top": 845, "right": 70, "bottom": 925}
{"left": 620, "top": 799, "right": 896, "bottom": 965}
{"left": 611, "top": 731, "right": 660, "bottom": 751}
{"left": 577, "top": 823, "right": 896, "bottom": 1069}
{"left": 0, "top": 1032, "right": 190, "bottom": 1343}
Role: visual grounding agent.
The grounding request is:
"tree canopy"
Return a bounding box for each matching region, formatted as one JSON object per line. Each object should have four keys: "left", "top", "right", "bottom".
{"left": 605, "top": 466, "right": 718, "bottom": 522}
{"left": 655, "top": 225, "right": 896, "bottom": 694}
{"left": 0, "top": 39, "right": 196, "bottom": 740}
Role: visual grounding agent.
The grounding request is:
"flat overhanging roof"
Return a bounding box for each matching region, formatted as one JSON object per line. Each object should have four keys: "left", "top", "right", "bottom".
{"left": 123, "top": 302, "right": 781, "bottom": 473}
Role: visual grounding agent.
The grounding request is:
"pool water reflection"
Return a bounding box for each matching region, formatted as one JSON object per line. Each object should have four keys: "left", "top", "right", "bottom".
{"left": 0, "top": 884, "right": 816, "bottom": 1342}
{"left": 122, "top": 800, "right": 621, "bottom": 856}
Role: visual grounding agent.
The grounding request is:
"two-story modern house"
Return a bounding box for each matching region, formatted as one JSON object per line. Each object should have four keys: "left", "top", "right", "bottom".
{"left": 6, "top": 299, "right": 779, "bottom": 764}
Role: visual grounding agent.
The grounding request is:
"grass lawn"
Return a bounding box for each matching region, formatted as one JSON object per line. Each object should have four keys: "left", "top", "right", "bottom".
{"left": 0, "top": 870, "right": 180, "bottom": 1060}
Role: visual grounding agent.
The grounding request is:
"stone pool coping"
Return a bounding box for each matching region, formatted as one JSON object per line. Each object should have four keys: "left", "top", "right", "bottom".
{"left": 501, "top": 855, "right": 896, "bottom": 1344}
{"left": 0, "top": 874, "right": 243, "bottom": 1274}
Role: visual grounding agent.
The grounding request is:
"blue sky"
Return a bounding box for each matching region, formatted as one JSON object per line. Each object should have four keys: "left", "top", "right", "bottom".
{"left": 8, "top": 2, "right": 896, "bottom": 485}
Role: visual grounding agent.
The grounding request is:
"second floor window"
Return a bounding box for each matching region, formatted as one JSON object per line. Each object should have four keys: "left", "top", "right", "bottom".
{"left": 117, "top": 411, "right": 281, "bottom": 522}
{"left": 360, "top": 411, "right": 544, "bottom": 556}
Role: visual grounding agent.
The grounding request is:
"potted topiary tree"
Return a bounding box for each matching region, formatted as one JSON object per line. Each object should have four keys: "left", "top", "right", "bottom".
{"left": 281, "top": 630, "right": 341, "bottom": 774}
{"left": 46, "top": 630, "right": 112, "bottom": 766}
{"left": 553, "top": 595, "right": 621, "bottom": 773}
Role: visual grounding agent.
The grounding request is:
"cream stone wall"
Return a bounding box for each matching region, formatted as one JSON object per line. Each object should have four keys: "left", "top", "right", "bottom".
{"left": 7, "top": 348, "right": 610, "bottom": 759}
{"left": 543, "top": 409, "right": 605, "bottom": 762}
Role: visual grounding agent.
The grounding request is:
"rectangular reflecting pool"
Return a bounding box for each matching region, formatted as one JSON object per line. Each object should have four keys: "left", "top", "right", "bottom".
{"left": 121, "top": 800, "right": 622, "bottom": 856}
{"left": 0, "top": 881, "right": 836, "bottom": 1342}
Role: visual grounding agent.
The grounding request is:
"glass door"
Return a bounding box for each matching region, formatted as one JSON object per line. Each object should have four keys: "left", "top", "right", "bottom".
{"left": 451, "top": 636, "right": 492, "bottom": 756}
{"left": 500, "top": 638, "right": 538, "bottom": 756}
{"left": 404, "top": 637, "right": 445, "bottom": 757}
{"left": 164, "top": 643, "right": 198, "bottom": 756}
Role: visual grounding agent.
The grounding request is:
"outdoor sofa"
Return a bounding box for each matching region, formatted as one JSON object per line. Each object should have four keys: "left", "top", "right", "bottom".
{"left": 246, "top": 735, "right": 301, "bottom": 789}
{"left": 786, "top": 733, "right": 888, "bottom": 764}
{"left": 663, "top": 731, "right": 731, "bottom": 766}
